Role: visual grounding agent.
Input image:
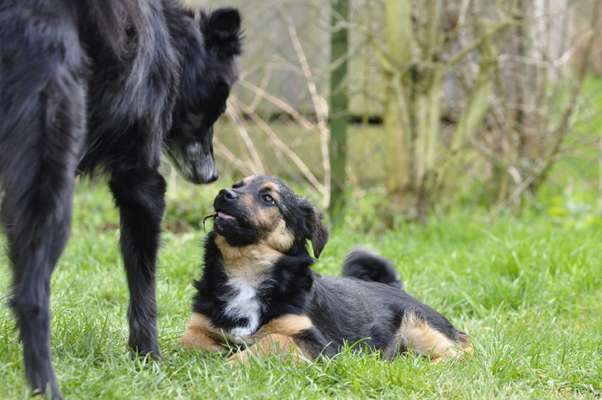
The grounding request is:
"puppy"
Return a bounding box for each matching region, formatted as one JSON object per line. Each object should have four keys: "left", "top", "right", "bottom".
{"left": 182, "top": 176, "right": 472, "bottom": 362}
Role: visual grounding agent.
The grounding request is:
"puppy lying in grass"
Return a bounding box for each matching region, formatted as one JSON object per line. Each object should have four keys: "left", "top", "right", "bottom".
{"left": 182, "top": 175, "right": 472, "bottom": 362}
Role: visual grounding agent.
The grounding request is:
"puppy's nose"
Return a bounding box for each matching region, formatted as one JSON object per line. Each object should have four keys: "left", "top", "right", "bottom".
{"left": 219, "top": 188, "right": 238, "bottom": 201}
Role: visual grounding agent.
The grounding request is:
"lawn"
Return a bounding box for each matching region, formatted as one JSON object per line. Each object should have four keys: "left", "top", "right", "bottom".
{"left": 1, "top": 179, "right": 601, "bottom": 399}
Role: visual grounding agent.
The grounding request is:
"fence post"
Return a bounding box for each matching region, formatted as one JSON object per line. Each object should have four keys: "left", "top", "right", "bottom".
{"left": 329, "top": 0, "right": 350, "bottom": 224}
{"left": 382, "top": 0, "right": 414, "bottom": 220}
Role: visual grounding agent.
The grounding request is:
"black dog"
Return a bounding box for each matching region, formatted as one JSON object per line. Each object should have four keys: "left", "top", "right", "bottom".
{"left": 0, "top": 1, "right": 241, "bottom": 397}
{"left": 182, "top": 176, "right": 472, "bottom": 363}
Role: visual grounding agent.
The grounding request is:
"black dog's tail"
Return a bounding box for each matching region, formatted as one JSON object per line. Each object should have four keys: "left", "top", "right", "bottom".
{"left": 341, "top": 248, "right": 403, "bottom": 289}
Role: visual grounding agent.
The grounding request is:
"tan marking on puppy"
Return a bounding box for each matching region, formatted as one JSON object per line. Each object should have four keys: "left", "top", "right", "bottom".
{"left": 254, "top": 205, "right": 280, "bottom": 229}
{"left": 395, "top": 312, "right": 468, "bottom": 361}
{"left": 254, "top": 183, "right": 293, "bottom": 251}
{"left": 255, "top": 314, "right": 313, "bottom": 338}
{"left": 260, "top": 181, "right": 280, "bottom": 195}
{"left": 265, "top": 219, "right": 295, "bottom": 253}
{"left": 457, "top": 332, "right": 474, "bottom": 354}
{"left": 181, "top": 313, "right": 224, "bottom": 352}
{"left": 241, "top": 178, "right": 283, "bottom": 229}
{"left": 215, "top": 235, "right": 283, "bottom": 284}
{"left": 242, "top": 175, "right": 258, "bottom": 185}
{"left": 227, "top": 334, "right": 308, "bottom": 365}
{"left": 239, "top": 192, "right": 256, "bottom": 214}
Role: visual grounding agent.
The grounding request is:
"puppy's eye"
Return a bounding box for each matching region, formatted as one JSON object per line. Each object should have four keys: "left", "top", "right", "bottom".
{"left": 261, "top": 193, "right": 276, "bottom": 205}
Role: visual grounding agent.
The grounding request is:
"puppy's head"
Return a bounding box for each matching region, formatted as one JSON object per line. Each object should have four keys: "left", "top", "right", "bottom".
{"left": 212, "top": 175, "right": 328, "bottom": 257}
{"left": 166, "top": 8, "right": 242, "bottom": 184}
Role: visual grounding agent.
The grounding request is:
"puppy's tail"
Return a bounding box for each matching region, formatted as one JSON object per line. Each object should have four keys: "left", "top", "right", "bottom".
{"left": 341, "top": 248, "right": 403, "bottom": 289}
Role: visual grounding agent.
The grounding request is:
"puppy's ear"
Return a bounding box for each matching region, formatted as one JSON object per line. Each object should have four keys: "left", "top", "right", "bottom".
{"left": 200, "top": 8, "right": 242, "bottom": 58}
{"left": 300, "top": 199, "right": 329, "bottom": 258}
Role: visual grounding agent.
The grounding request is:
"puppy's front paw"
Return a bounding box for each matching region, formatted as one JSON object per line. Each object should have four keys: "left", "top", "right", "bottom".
{"left": 226, "top": 350, "right": 250, "bottom": 366}
{"left": 181, "top": 327, "right": 224, "bottom": 352}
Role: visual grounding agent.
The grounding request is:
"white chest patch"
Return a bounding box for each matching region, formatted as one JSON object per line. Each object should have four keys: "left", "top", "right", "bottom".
{"left": 223, "top": 278, "right": 262, "bottom": 342}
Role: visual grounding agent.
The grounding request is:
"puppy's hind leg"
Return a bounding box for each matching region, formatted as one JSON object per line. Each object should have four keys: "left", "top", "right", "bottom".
{"left": 1, "top": 71, "right": 86, "bottom": 398}
{"left": 395, "top": 311, "right": 471, "bottom": 361}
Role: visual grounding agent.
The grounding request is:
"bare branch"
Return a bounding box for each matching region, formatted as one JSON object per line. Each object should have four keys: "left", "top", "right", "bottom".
{"left": 287, "top": 17, "right": 332, "bottom": 208}
{"left": 225, "top": 98, "right": 265, "bottom": 173}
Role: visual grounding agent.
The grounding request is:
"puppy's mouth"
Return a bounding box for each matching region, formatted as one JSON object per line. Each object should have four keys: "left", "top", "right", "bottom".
{"left": 213, "top": 207, "right": 244, "bottom": 229}
{"left": 202, "top": 211, "right": 239, "bottom": 232}
{"left": 216, "top": 211, "right": 236, "bottom": 222}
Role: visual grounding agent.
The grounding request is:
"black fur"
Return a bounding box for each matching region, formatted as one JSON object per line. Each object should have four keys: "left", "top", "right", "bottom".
{"left": 342, "top": 248, "right": 403, "bottom": 289}
{"left": 190, "top": 176, "right": 468, "bottom": 360}
{"left": 0, "top": 1, "right": 242, "bottom": 397}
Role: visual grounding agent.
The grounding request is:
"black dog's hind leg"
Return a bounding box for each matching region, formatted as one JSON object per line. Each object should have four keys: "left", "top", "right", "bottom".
{"left": 110, "top": 169, "right": 166, "bottom": 358}
{"left": 1, "top": 76, "right": 86, "bottom": 399}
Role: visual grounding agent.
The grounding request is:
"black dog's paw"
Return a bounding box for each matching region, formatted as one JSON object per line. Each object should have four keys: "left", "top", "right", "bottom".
{"left": 129, "top": 340, "right": 162, "bottom": 360}
{"left": 32, "top": 387, "right": 63, "bottom": 400}
{"left": 29, "top": 366, "right": 62, "bottom": 400}
{"left": 128, "top": 329, "right": 162, "bottom": 360}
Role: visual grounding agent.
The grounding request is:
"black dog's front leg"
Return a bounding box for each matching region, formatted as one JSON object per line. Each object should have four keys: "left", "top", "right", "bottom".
{"left": 110, "top": 169, "right": 166, "bottom": 358}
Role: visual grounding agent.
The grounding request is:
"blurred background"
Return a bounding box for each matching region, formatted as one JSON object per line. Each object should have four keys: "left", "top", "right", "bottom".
{"left": 178, "top": 0, "right": 602, "bottom": 230}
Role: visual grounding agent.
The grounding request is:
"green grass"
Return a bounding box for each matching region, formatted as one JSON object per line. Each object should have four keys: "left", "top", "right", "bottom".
{"left": 1, "top": 179, "right": 601, "bottom": 400}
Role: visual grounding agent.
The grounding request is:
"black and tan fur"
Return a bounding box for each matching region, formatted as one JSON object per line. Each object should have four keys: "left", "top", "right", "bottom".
{"left": 182, "top": 176, "right": 472, "bottom": 362}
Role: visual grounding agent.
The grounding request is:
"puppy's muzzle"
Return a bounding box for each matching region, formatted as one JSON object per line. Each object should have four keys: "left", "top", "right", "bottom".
{"left": 213, "top": 188, "right": 243, "bottom": 218}
{"left": 217, "top": 188, "right": 238, "bottom": 202}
